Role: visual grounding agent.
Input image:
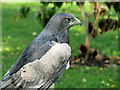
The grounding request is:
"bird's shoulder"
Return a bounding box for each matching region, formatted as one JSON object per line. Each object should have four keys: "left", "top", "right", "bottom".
{"left": 5, "top": 37, "right": 55, "bottom": 77}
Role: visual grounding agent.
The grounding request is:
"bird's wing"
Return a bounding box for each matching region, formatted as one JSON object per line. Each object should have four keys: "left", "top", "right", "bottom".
{"left": 1, "top": 43, "right": 71, "bottom": 89}
{"left": 9, "top": 40, "right": 54, "bottom": 75}
{"left": 1, "top": 38, "right": 54, "bottom": 84}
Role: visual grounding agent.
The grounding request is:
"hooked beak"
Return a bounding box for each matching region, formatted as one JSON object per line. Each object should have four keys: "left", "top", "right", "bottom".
{"left": 74, "top": 18, "right": 82, "bottom": 26}
{"left": 69, "top": 18, "right": 82, "bottom": 27}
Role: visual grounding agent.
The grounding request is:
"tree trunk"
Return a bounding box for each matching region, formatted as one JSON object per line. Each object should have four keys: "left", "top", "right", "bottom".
{"left": 78, "top": 3, "right": 91, "bottom": 64}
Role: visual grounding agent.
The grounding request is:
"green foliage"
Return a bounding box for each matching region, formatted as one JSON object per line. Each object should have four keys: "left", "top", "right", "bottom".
{"left": 99, "top": 18, "right": 117, "bottom": 34}
{"left": 12, "top": 5, "right": 30, "bottom": 23}
{"left": 77, "top": 2, "right": 119, "bottom": 38}
{"left": 35, "top": 4, "right": 56, "bottom": 27}
{"left": 13, "top": 2, "right": 64, "bottom": 27}
{"left": 35, "top": 2, "right": 63, "bottom": 27}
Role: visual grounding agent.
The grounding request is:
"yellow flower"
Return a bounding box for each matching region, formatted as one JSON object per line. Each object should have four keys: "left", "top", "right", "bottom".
{"left": 32, "top": 32, "right": 37, "bottom": 36}
{"left": 101, "top": 81, "right": 105, "bottom": 84}
{"left": 10, "top": 52, "right": 14, "bottom": 55}
{"left": 106, "top": 83, "right": 110, "bottom": 86}
{"left": 115, "top": 35, "right": 118, "bottom": 39}
{"left": 111, "top": 85, "right": 115, "bottom": 87}
{"left": 82, "top": 78, "right": 86, "bottom": 82}
{"left": 109, "top": 78, "right": 113, "bottom": 82}
{"left": 85, "top": 67, "right": 90, "bottom": 70}
{"left": 5, "top": 48, "right": 10, "bottom": 52}
{"left": 77, "top": 28, "right": 81, "bottom": 31}
{"left": 66, "top": 75, "right": 69, "bottom": 77}
{"left": 17, "top": 46, "right": 20, "bottom": 50}
{"left": 5, "top": 41, "right": 8, "bottom": 44}
{"left": 75, "top": 33, "right": 79, "bottom": 36}
{"left": 100, "top": 67, "right": 103, "bottom": 70}
{"left": 8, "top": 36, "right": 11, "bottom": 39}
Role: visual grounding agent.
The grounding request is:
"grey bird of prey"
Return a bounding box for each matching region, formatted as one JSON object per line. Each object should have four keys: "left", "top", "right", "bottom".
{"left": 1, "top": 13, "right": 81, "bottom": 89}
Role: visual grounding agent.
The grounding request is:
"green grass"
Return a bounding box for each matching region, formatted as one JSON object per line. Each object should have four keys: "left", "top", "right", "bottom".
{"left": 1, "top": 2, "right": 119, "bottom": 88}
{"left": 55, "top": 65, "right": 118, "bottom": 88}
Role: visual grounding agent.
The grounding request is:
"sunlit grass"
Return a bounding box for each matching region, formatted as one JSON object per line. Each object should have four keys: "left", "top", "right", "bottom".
{"left": 55, "top": 65, "right": 118, "bottom": 88}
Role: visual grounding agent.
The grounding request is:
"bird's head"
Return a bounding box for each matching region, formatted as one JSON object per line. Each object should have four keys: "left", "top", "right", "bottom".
{"left": 43, "top": 13, "right": 82, "bottom": 43}
{"left": 45, "top": 13, "right": 82, "bottom": 31}
{"left": 58, "top": 13, "right": 82, "bottom": 28}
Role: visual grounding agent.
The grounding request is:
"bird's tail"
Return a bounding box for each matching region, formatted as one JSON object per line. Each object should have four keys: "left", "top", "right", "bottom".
{"left": 0, "top": 70, "right": 22, "bottom": 89}
{"left": 1, "top": 77, "right": 12, "bottom": 89}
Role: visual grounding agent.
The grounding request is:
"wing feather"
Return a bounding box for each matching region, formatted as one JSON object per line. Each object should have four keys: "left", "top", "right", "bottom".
{"left": 1, "top": 43, "right": 71, "bottom": 89}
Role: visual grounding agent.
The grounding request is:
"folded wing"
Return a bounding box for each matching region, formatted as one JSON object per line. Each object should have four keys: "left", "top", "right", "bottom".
{"left": 1, "top": 43, "right": 71, "bottom": 89}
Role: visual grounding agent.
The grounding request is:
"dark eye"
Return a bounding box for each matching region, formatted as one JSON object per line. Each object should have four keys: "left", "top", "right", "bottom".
{"left": 65, "top": 18, "right": 71, "bottom": 22}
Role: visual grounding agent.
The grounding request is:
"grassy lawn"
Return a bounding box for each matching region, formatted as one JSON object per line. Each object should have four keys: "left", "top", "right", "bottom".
{"left": 1, "top": 2, "right": 119, "bottom": 88}
{"left": 55, "top": 66, "right": 118, "bottom": 88}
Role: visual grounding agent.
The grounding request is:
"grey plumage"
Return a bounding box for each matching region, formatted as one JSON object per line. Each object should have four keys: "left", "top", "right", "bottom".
{"left": 1, "top": 13, "right": 81, "bottom": 89}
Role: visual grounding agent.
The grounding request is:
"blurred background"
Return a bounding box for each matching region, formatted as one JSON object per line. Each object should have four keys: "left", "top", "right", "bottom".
{"left": 1, "top": 1, "right": 119, "bottom": 88}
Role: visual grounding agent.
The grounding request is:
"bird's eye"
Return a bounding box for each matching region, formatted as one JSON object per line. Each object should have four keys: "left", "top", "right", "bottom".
{"left": 65, "top": 18, "right": 71, "bottom": 22}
